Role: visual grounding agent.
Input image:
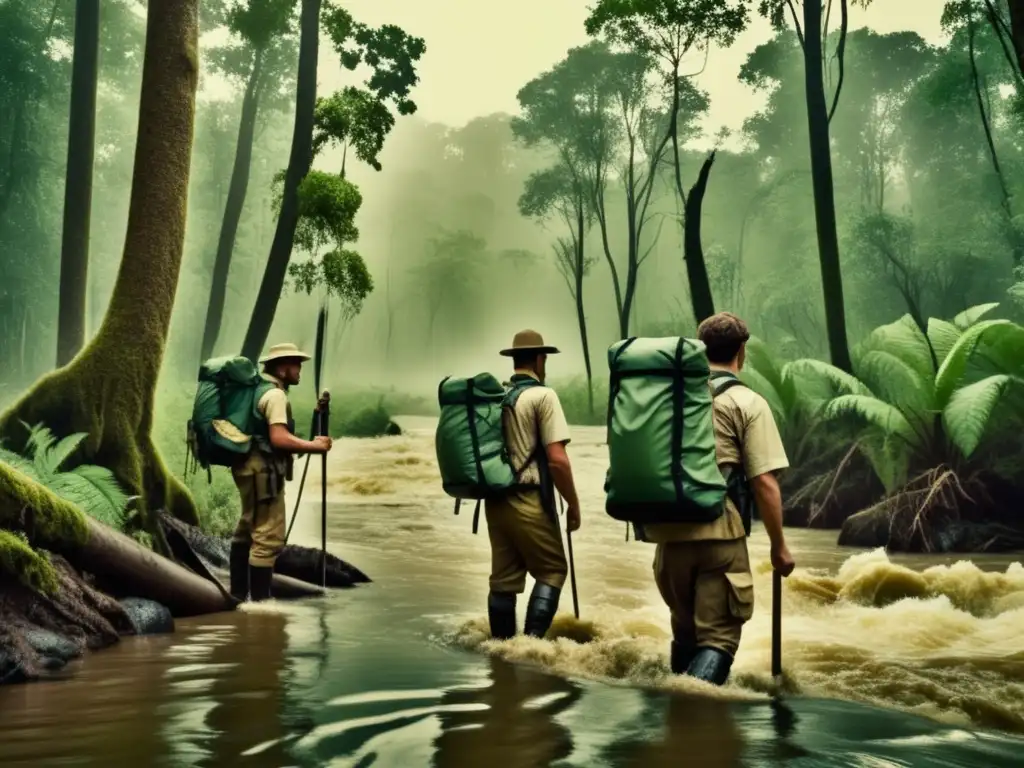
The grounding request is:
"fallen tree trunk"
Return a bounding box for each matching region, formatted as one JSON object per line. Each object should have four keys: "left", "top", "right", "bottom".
{"left": 2, "top": 463, "right": 231, "bottom": 617}
{"left": 80, "top": 516, "right": 231, "bottom": 616}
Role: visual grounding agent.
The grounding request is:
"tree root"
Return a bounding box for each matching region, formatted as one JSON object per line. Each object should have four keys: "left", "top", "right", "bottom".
{"left": 0, "top": 363, "right": 198, "bottom": 555}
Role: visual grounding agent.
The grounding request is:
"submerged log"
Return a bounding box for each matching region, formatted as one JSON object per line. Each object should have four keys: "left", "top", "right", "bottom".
{"left": 81, "top": 516, "right": 231, "bottom": 616}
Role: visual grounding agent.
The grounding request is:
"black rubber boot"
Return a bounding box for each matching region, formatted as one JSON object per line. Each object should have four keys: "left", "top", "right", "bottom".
{"left": 487, "top": 591, "right": 517, "bottom": 640}
{"left": 229, "top": 542, "right": 250, "bottom": 601}
{"left": 670, "top": 640, "right": 697, "bottom": 674}
{"left": 523, "top": 582, "right": 561, "bottom": 638}
{"left": 249, "top": 565, "right": 274, "bottom": 602}
{"left": 685, "top": 647, "right": 734, "bottom": 686}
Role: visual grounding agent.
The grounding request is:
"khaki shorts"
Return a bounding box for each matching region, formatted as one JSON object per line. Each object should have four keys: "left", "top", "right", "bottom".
{"left": 231, "top": 452, "right": 287, "bottom": 568}
{"left": 485, "top": 490, "right": 567, "bottom": 593}
{"left": 653, "top": 537, "right": 754, "bottom": 657}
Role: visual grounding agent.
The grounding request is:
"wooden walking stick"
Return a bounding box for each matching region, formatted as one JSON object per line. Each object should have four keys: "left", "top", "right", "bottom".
{"left": 559, "top": 495, "right": 580, "bottom": 619}
{"left": 771, "top": 569, "right": 782, "bottom": 680}
{"left": 283, "top": 303, "right": 328, "bottom": 545}
{"left": 319, "top": 389, "right": 330, "bottom": 588}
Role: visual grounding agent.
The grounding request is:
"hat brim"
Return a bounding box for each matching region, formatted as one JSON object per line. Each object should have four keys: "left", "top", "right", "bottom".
{"left": 499, "top": 345, "right": 560, "bottom": 357}
{"left": 259, "top": 352, "right": 312, "bottom": 364}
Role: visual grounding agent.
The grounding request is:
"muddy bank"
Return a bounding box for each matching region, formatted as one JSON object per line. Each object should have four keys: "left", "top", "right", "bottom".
{"left": 1, "top": 514, "right": 370, "bottom": 686}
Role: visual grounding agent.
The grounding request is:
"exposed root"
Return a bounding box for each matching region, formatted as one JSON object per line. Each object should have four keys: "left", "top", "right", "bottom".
{"left": 784, "top": 443, "right": 883, "bottom": 529}
{"left": 0, "top": 555, "right": 134, "bottom": 683}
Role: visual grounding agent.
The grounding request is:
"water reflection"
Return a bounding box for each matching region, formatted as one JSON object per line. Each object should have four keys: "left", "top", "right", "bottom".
{"left": 432, "top": 656, "right": 583, "bottom": 767}
{"left": 197, "top": 610, "right": 290, "bottom": 766}
{"left": 599, "top": 689, "right": 746, "bottom": 767}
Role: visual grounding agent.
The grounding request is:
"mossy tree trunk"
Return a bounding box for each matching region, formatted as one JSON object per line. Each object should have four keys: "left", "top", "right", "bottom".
{"left": 56, "top": 0, "right": 100, "bottom": 367}
{"left": 0, "top": 0, "right": 201, "bottom": 549}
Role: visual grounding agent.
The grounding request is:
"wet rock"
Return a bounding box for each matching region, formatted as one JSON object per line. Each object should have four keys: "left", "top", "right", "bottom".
{"left": 119, "top": 597, "right": 174, "bottom": 635}
{"left": 275, "top": 544, "right": 371, "bottom": 587}
{"left": 837, "top": 507, "right": 891, "bottom": 549}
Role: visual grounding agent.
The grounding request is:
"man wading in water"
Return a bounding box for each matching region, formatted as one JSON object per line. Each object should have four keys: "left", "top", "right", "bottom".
{"left": 230, "top": 342, "right": 333, "bottom": 602}
{"left": 637, "top": 313, "right": 796, "bottom": 685}
{"left": 487, "top": 330, "right": 582, "bottom": 640}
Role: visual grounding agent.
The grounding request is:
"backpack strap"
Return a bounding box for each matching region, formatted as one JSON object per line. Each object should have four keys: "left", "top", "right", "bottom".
{"left": 708, "top": 370, "right": 754, "bottom": 536}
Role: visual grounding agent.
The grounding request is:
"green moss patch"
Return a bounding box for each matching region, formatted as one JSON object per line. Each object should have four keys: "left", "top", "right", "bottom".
{"left": 0, "top": 530, "right": 60, "bottom": 596}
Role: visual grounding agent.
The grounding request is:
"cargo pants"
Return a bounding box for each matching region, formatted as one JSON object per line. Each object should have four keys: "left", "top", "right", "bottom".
{"left": 485, "top": 488, "right": 568, "bottom": 594}
{"left": 232, "top": 451, "right": 287, "bottom": 568}
{"left": 652, "top": 537, "right": 755, "bottom": 657}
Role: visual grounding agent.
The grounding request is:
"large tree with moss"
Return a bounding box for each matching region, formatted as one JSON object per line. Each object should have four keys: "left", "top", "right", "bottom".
{"left": 0, "top": 0, "right": 201, "bottom": 550}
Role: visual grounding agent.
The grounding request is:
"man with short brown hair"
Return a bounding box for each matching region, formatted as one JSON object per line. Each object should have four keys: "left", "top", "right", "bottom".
{"left": 485, "top": 330, "right": 582, "bottom": 641}
{"left": 637, "top": 313, "right": 795, "bottom": 685}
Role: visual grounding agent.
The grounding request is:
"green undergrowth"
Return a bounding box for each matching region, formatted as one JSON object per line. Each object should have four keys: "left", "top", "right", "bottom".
{"left": 0, "top": 529, "right": 59, "bottom": 595}
{"left": 550, "top": 376, "right": 609, "bottom": 427}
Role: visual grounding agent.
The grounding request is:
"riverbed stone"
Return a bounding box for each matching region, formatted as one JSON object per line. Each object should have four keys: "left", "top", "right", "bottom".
{"left": 119, "top": 597, "right": 174, "bottom": 635}
{"left": 837, "top": 506, "right": 891, "bottom": 549}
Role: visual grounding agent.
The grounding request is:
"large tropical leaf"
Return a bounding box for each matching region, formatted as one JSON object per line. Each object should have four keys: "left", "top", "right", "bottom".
{"left": 743, "top": 336, "right": 786, "bottom": 399}
{"left": 942, "top": 375, "right": 1022, "bottom": 458}
{"left": 857, "top": 428, "right": 911, "bottom": 494}
{"left": 926, "top": 318, "right": 961, "bottom": 367}
{"left": 787, "top": 358, "right": 872, "bottom": 399}
{"left": 952, "top": 302, "right": 999, "bottom": 331}
{"left": 824, "top": 394, "right": 921, "bottom": 449}
{"left": 934, "top": 319, "right": 1013, "bottom": 408}
{"left": 854, "top": 314, "right": 935, "bottom": 382}
{"left": 855, "top": 349, "right": 934, "bottom": 417}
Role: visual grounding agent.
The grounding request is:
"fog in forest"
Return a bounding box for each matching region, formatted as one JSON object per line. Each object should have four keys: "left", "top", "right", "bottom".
{"left": 3, "top": 0, "right": 1019, "bottom": 409}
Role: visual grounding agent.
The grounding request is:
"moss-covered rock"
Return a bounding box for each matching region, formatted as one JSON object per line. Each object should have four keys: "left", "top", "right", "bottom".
{"left": 0, "top": 461, "right": 89, "bottom": 546}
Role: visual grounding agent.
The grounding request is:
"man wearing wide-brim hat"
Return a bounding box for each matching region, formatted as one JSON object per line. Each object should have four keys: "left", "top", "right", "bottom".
{"left": 485, "top": 329, "right": 583, "bottom": 641}
{"left": 228, "top": 343, "right": 333, "bottom": 602}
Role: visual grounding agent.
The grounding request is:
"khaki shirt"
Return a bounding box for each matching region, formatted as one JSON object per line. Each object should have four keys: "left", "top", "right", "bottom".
{"left": 255, "top": 374, "right": 293, "bottom": 474}
{"left": 503, "top": 372, "right": 571, "bottom": 485}
{"left": 641, "top": 375, "right": 789, "bottom": 543}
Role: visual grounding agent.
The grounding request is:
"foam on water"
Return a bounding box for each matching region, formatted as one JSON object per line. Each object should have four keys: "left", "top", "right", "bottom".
{"left": 283, "top": 415, "right": 1024, "bottom": 734}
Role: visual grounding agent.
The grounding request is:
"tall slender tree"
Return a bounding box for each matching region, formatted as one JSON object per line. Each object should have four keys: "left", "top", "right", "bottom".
{"left": 56, "top": 0, "right": 100, "bottom": 367}
{"left": 199, "top": 0, "right": 297, "bottom": 364}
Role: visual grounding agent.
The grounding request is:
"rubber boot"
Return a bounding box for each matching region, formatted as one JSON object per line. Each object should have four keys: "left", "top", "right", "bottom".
{"left": 487, "top": 591, "right": 517, "bottom": 640}
{"left": 249, "top": 565, "right": 274, "bottom": 602}
{"left": 670, "top": 640, "right": 697, "bottom": 674}
{"left": 229, "top": 542, "right": 250, "bottom": 601}
{"left": 523, "top": 582, "right": 561, "bottom": 638}
{"left": 685, "top": 647, "right": 733, "bottom": 686}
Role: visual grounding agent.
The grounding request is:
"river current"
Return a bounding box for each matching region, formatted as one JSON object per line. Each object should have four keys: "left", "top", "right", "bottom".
{"left": 2, "top": 415, "right": 1023, "bottom": 767}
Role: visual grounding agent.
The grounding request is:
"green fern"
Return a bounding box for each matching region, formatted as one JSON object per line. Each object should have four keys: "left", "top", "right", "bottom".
{"left": 0, "top": 422, "right": 133, "bottom": 529}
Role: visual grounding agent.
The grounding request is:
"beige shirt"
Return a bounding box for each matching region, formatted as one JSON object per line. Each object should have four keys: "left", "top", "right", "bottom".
{"left": 503, "top": 373, "right": 572, "bottom": 485}
{"left": 257, "top": 374, "right": 290, "bottom": 427}
{"left": 641, "top": 377, "right": 789, "bottom": 543}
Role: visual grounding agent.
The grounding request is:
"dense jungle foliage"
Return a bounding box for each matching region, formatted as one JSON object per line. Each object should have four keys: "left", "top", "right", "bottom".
{"left": 2, "top": 0, "right": 1024, "bottom": 552}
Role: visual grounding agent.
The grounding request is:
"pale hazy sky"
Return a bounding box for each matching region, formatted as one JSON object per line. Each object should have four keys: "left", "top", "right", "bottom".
{"left": 331, "top": 0, "right": 948, "bottom": 139}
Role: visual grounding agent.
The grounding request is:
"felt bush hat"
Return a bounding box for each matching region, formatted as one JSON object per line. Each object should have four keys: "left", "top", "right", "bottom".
{"left": 259, "top": 342, "right": 312, "bottom": 364}
{"left": 499, "top": 329, "right": 560, "bottom": 357}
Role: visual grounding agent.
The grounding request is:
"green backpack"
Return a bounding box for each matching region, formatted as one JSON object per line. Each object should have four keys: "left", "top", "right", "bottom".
{"left": 185, "top": 355, "right": 278, "bottom": 480}
{"left": 435, "top": 373, "right": 543, "bottom": 533}
{"left": 604, "top": 336, "right": 729, "bottom": 526}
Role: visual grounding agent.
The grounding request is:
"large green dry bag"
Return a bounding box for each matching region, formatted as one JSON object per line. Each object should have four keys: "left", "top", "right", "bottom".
{"left": 604, "top": 336, "right": 728, "bottom": 524}
{"left": 435, "top": 374, "right": 541, "bottom": 532}
{"left": 187, "top": 356, "right": 277, "bottom": 477}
